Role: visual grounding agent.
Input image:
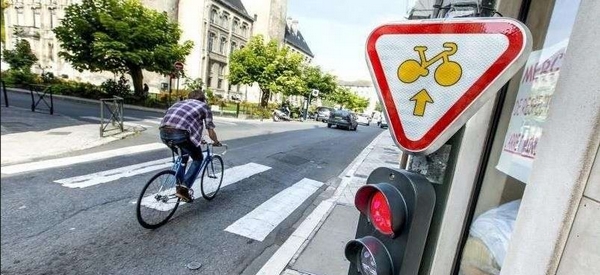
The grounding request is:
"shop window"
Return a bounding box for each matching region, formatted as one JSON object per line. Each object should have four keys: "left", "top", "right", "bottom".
{"left": 457, "top": 1, "right": 582, "bottom": 274}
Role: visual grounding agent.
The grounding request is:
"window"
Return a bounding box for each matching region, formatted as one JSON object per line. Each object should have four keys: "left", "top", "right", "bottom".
{"left": 49, "top": 9, "right": 56, "bottom": 29}
{"left": 16, "top": 10, "right": 25, "bottom": 26}
{"left": 456, "top": 1, "right": 582, "bottom": 274}
{"left": 222, "top": 12, "right": 229, "bottom": 28}
{"left": 208, "top": 32, "right": 216, "bottom": 52}
{"left": 241, "top": 23, "right": 249, "bottom": 37}
{"left": 219, "top": 37, "right": 227, "bottom": 54}
{"left": 33, "top": 10, "right": 41, "bottom": 28}
{"left": 210, "top": 8, "right": 218, "bottom": 24}
{"left": 233, "top": 18, "right": 240, "bottom": 34}
{"left": 217, "top": 64, "right": 224, "bottom": 89}
{"left": 230, "top": 41, "right": 237, "bottom": 54}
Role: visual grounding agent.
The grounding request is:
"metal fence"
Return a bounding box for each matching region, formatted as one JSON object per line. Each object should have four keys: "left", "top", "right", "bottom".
{"left": 29, "top": 84, "right": 53, "bottom": 114}
{"left": 1, "top": 81, "right": 8, "bottom": 107}
{"left": 100, "top": 96, "right": 124, "bottom": 137}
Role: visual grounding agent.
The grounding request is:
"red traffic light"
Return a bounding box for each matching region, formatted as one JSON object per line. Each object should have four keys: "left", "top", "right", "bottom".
{"left": 355, "top": 183, "right": 407, "bottom": 237}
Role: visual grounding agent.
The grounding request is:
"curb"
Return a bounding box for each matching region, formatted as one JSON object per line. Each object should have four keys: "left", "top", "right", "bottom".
{"left": 256, "top": 131, "right": 388, "bottom": 275}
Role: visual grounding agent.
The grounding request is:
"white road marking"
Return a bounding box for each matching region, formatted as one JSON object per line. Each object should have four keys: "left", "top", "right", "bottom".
{"left": 1, "top": 143, "right": 166, "bottom": 175}
{"left": 80, "top": 116, "right": 153, "bottom": 128}
{"left": 136, "top": 162, "right": 272, "bottom": 211}
{"left": 225, "top": 178, "right": 324, "bottom": 242}
{"left": 55, "top": 158, "right": 173, "bottom": 188}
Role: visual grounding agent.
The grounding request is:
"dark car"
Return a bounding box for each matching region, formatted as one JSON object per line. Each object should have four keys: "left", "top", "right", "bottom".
{"left": 327, "top": 110, "right": 358, "bottom": 131}
{"left": 315, "top": 107, "right": 335, "bottom": 122}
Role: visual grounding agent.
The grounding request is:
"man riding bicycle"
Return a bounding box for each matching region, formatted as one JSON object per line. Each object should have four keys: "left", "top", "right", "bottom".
{"left": 159, "top": 89, "right": 222, "bottom": 202}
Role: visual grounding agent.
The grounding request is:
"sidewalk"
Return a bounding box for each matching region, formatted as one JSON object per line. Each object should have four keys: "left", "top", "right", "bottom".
{"left": 259, "top": 131, "right": 403, "bottom": 275}
{"left": 0, "top": 106, "right": 142, "bottom": 166}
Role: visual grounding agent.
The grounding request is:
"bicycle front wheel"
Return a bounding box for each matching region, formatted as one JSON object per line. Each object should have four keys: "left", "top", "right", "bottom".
{"left": 136, "top": 170, "right": 181, "bottom": 229}
{"left": 200, "top": 155, "right": 224, "bottom": 200}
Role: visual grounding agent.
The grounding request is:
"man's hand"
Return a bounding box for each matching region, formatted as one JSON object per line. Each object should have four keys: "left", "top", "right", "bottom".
{"left": 213, "top": 141, "right": 222, "bottom": 147}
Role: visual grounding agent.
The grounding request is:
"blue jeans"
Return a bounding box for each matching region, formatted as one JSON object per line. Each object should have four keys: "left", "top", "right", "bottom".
{"left": 159, "top": 128, "right": 204, "bottom": 188}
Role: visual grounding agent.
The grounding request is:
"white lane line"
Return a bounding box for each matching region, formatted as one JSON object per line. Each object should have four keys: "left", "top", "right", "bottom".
{"left": 136, "top": 162, "right": 272, "bottom": 211}
{"left": 225, "top": 178, "right": 324, "bottom": 242}
{"left": 55, "top": 158, "right": 173, "bottom": 188}
{"left": 1, "top": 143, "right": 166, "bottom": 175}
{"left": 80, "top": 116, "right": 153, "bottom": 128}
{"left": 123, "top": 116, "right": 162, "bottom": 125}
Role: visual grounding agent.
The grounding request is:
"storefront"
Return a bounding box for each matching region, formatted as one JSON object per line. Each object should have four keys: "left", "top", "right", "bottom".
{"left": 403, "top": 0, "right": 599, "bottom": 274}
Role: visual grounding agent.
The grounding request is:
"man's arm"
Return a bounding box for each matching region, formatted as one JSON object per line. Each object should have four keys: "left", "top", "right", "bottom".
{"left": 203, "top": 105, "right": 222, "bottom": 146}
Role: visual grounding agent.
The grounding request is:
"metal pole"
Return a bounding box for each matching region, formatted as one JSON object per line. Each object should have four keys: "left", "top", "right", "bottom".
{"left": 49, "top": 88, "right": 54, "bottom": 115}
{"left": 100, "top": 100, "right": 104, "bottom": 137}
{"left": 168, "top": 76, "right": 173, "bottom": 106}
{"left": 304, "top": 93, "right": 311, "bottom": 121}
{"left": 1, "top": 81, "right": 8, "bottom": 107}
{"left": 236, "top": 102, "right": 240, "bottom": 118}
{"left": 120, "top": 98, "right": 124, "bottom": 132}
{"left": 30, "top": 86, "right": 35, "bottom": 112}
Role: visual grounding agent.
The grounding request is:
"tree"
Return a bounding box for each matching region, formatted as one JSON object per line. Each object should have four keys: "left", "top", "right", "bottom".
{"left": 1, "top": 0, "right": 8, "bottom": 43}
{"left": 375, "top": 102, "right": 383, "bottom": 112}
{"left": 229, "top": 35, "right": 304, "bottom": 107}
{"left": 2, "top": 39, "right": 38, "bottom": 71}
{"left": 53, "top": 0, "right": 193, "bottom": 96}
{"left": 297, "top": 65, "right": 337, "bottom": 101}
{"left": 327, "top": 86, "right": 369, "bottom": 112}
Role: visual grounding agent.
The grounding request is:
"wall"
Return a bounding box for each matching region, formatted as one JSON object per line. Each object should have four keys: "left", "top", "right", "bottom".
{"left": 501, "top": 0, "right": 600, "bottom": 273}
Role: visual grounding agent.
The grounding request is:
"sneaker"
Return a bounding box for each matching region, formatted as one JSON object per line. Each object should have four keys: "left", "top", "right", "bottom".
{"left": 175, "top": 185, "right": 193, "bottom": 202}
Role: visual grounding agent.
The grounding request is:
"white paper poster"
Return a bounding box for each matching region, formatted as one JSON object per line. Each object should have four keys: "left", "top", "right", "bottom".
{"left": 496, "top": 39, "right": 569, "bottom": 183}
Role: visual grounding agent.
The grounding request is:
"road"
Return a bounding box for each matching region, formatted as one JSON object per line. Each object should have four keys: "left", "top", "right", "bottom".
{"left": 1, "top": 91, "right": 383, "bottom": 274}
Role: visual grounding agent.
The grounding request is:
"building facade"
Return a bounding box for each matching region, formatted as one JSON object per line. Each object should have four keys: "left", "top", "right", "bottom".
{"left": 339, "top": 80, "right": 378, "bottom": 114}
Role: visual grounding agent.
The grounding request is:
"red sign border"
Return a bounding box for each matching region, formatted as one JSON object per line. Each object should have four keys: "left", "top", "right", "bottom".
{"left": 367, "top": 19, "right": 527, "bottom": 153}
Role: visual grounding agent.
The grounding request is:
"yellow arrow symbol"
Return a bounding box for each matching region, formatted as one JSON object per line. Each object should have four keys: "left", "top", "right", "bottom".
{"left": 410, "top": 89, "right": 434, "bottom": 117}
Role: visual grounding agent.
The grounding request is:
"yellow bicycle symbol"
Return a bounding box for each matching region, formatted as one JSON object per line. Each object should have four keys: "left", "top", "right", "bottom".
{"left": 397, "top": 42, "right": 462, "bottom": 87}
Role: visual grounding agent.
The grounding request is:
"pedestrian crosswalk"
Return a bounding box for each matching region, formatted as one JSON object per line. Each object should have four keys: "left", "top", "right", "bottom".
{"left": 39, "top": 148, "right": 323, "bottom": 243}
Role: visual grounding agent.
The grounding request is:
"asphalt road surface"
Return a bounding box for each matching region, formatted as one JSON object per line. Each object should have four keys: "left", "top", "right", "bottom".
{"left": 1, "top": 90, "right": 383, "bottom": 274}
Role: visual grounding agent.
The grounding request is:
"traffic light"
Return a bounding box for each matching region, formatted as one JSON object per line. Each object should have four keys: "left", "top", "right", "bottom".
{"left": 345, "top": 167, "right": 436, "bottom": 275}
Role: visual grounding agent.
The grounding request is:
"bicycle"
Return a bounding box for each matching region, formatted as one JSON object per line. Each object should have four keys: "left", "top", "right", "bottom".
{"left": 136, "top": 138, "right": 228, "bottom": 229}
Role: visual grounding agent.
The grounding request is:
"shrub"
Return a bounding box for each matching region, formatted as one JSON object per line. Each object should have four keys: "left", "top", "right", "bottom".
{"left": 1, "top": 70, "right": 40, "bottom": 85}
{"left": 100, "top": 76, "right": 132, "bottom": 98}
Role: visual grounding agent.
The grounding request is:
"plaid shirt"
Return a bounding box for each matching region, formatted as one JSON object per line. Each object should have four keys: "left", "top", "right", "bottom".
{"left": 160, "top": 99, "right": 215, "bottom": 147}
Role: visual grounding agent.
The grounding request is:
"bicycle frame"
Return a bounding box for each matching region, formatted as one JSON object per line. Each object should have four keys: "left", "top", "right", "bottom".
{"left": 170, "top": 142, "right": 225, "bottom": 185}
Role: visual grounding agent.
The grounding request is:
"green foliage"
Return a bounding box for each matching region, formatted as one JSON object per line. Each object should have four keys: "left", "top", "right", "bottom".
{"left": 1, "top": 0, "right": 8, "bottom": 43}
{"left": 327, "top": 86, "right": 369, "bottom": 112}
{"left": 229, "top": 35, "right": 303, "bottom": 107}
{"left": 375, "top": 102, "right": 383, "bottom": 112}
{"left": 48, "top": 81, "right": 106, "bottom": 100}
{"left": 100, "top": 75, "right": 132, "bottom": 98}
{"left": 2, "top": 40, "right": 38, "bottom": 72}
{"left": 53, "top": 0, "right": 194, "bottom": 95}
{"left": 184, "top": 77, "right": 203, "bottom": 91}
{"left": 0, "top": 69, "right": 40, "bottom": 85}
{"left": 298, "top": 65, "right": 337, "bottom": 100}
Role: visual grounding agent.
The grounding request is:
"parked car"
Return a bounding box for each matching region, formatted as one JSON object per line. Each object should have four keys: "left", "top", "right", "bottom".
{"left": 378, "top": 116, "right": 388, "bottom": 128}
{"left": 315, "top": 107, "right": 335, "bottom": 122}
{"left": 356, "top": 113, "right": 371, "bottom": 126}
{"left": 327, "top": 109, "right": 358, "bottom": 131}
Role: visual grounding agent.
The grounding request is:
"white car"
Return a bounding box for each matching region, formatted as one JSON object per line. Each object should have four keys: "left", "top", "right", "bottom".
{"left": 356, "top": 114, "right": 370, "bottom": 126}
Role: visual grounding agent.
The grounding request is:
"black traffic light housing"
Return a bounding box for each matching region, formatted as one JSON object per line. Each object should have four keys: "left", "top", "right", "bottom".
{"left": 345, "top": 167, "right": 436, "bottom": 275}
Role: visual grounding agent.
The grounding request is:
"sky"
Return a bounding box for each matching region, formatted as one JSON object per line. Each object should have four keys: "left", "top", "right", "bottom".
{"left": 287, "top": 0, "right": 415, "bottom": 82}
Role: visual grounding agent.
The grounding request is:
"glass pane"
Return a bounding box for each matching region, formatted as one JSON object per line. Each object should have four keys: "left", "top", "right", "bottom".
{"left": 458, "top": 1, "right": 581, "bottom": 274}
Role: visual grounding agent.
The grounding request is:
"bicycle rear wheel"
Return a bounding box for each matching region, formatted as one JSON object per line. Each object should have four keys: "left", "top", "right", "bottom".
{"left": 200, "top": 155, "right": 224, "bottom": 200}
{"left": 136, "top": 170, "right": 181, "bottom": 229}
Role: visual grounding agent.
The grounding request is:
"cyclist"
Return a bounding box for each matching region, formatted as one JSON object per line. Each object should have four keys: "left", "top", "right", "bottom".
{"left": 159, "top": 89, "right": 222, "bottom": 202}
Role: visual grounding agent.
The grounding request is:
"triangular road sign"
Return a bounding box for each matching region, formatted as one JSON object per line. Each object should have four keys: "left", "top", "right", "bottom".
{"left": 366, "top": 18, "right": 531, "bottom": 155}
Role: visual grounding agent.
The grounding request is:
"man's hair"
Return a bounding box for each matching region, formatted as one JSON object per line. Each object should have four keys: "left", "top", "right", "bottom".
{"left": 188, "top": 89, "right": 206, "bottom": 102}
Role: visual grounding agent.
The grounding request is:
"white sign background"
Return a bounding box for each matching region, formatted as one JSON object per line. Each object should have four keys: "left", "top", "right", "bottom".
{"left": 375, "top": 33, "right": 509, "bottom": 140}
